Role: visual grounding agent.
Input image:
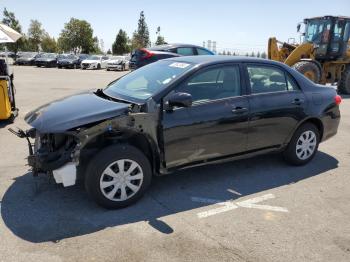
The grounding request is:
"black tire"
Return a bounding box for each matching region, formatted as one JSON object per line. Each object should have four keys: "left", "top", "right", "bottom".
{"left": 97, "top": 63, "right": 101, "bottom": 70}
{"left": 106, "top": 68, "right": 110, "bottom": 71}
{"left": 283, "top": 123, "right": 320, "bottom": 166}
{"left": 292, "top": 61, "right": 321, "bottom": 83}
{"left": 338, "top": 66, "right": 350, "bottom": 94}
{"left": 85, "top": 144, "right": 152, "bottom": 209}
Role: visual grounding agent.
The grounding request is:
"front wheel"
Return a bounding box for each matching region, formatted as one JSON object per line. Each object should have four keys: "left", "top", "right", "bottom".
{"left": 85, "top": 144, "right": 152, "bottom": 209}
{"left": 283, "top": 123, "right": 320, "bottom": 166}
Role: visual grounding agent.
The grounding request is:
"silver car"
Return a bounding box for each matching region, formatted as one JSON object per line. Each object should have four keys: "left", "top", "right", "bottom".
{"left": 106, "top": 56, "right": 129, "bottom": 71}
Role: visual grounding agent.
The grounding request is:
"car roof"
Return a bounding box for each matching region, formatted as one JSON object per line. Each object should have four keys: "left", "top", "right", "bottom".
{"left": 149, "top": 43, "right": 209, "bottom": 51}
{"left": 165, "top": 55, "right": 285, "bottom": 67}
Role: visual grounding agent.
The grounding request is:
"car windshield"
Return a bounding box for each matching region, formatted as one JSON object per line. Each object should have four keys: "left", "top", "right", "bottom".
{"left": 110, "top": 56, "right": 123, "bottom": 60}
{"left": 66, "top": 54, "right": 77, "bottom": 59}
{"left": 104, "top": 60, "right": 195, "bottom": 101}
{"left": 89, "top": 56, "right": 100, "bottom": 60}
{"left": 41, "top": 53, "right": 56, "bottom": 58}
{"left": 20, "top": 52, "right": 36, "bottom": 58}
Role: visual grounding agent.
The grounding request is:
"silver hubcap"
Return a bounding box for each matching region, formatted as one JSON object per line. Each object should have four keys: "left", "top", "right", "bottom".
{"left": 100, "top": 159, "right": 143, "bottom": 201}
{"left": 296, "top": 130, "right": 317, "bottom": 160}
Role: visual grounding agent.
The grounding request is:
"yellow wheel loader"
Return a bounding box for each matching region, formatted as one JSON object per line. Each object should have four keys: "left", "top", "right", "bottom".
{"left": 268, "top": 16, "right": 350, "bottom": 94}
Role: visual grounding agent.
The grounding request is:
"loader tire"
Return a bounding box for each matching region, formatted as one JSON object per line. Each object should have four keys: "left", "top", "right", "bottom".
{"left": 338, "top": 66, "right": 350, "bottom": 94}
{"left": 292, "top": 61, "right": 321, "bottom": 83}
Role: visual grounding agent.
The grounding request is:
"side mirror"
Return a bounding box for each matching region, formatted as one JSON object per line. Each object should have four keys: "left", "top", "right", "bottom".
{"left": 167, "top": 92, "right": 192, "bottom": 108}
{"left": 297, "top": 23, "right": 301, "bottom": 33}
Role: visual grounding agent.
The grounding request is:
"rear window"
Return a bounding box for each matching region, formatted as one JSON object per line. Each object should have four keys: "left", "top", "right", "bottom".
{"left": 176, "top": 47, "right": 194, "bottom": 56}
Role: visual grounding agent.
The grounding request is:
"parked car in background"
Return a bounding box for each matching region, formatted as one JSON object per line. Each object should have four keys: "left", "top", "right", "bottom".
{"left": 15, "top": 52, "right": 40, "bottom": 65}
{"left": 81, "top": 55, "right": 109, "bottom": 70}
{"left": 106, "top": 56, "right": 129, "bottom": 71}
{"left": 35, "top": 53, "right": 58, "bottom": 67}
{"left": 0, "top": 51, "right": 16, "bottom": 59}
{"left": 129, "top": 43, "right": 214, "bottom": 70}
{"left": 57, "top": 54, "right": 89, "bottom": 69}
{"left": 18, "top": 56, "right": 341, "bottom": 209}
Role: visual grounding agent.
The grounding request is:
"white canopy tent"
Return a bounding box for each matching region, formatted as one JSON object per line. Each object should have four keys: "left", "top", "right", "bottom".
{"left": 0, "top": 23, "right": 22, "bottom": 43}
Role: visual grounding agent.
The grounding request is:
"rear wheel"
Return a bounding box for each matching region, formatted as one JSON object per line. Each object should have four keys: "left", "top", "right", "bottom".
{"left": 338, "top": 66, "right": 350, "bottom": 94}
{"left": 85, "top": 144, "right": 152, "bottom": 209}
{"left": 292, "top": 61, "right": 321, "bottom": 83}
{"left": 283, "top": 123, "right": 320, "bottom": 166}
{"left": 97, "top": 64, "right": 101, "bottom": 70}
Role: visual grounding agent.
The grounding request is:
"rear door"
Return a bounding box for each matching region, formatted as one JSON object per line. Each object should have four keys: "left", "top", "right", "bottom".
{"left": 244, "top": 63, "right": 307, "bottom": 151}
{"left": 162, "top": 64, "right": 250, "bottom": 168}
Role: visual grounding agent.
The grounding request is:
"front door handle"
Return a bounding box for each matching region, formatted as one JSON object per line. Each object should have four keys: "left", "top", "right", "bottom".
{"left": 232, "top": 107, "right": 248, "bottom": 114}
{"left": 291, "top": 98, "right": 304, "bottom": 105}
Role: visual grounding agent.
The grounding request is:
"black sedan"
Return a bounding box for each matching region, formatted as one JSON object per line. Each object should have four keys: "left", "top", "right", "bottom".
{"left": 16, "top": 56, "right": 341, "bottom": 209}
{"left": 35, "top": 53, "right": 58, "bottom": 67}
{"left": 57, "top": 54, "right": 89, "bottom": 69}
{"left": 129, "top": 43, "right": 214, "bottom": 70}
{"left": 15, "top": 52, "right": 40, "bottom": 65}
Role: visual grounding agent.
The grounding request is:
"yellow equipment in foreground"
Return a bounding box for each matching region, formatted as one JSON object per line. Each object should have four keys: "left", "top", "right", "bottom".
{"left": 0, "top": 59, "right": 18, "bottom": 121}
{"left": 0, "top": 77, "right": 12, "bottom": 120}
{"left": 268, "top": 16, "right": 350, "bottom": 94}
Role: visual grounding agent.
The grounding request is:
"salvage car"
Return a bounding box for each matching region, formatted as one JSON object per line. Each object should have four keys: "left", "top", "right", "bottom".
{"left": 35, "top": 53, "right": 58, "bottom": 67}
{"left": 15, "top": 52, "right": 40, "bottom": 65}
{"left": 106, "top": 56, "right": 129, "bottom": 71}
{"left": 12, "top": 56, "right": 341, "bottom": 209}
{"left": 57, "top": 54, "right": 89, "bottom": 69}
{"left": 129, "top": 43, "right": 214, "bottom": 70}
{"left": 81, "top": 55, "right": 109, "bottom": 70}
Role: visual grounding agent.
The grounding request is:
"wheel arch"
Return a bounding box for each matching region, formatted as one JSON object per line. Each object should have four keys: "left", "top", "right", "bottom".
{"left": 80, "top": 131, "right": 160, "bottom": 176}
{"left": 285, "top": 117, "right": 324, "bottom": 145}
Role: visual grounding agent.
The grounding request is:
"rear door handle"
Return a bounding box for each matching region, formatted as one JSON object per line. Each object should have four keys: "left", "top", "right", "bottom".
{"left": 291, "top": 98, "right": 304, "bottom": 105}
{"left": 232, "top": 107, "right": 248, "bottom": 114}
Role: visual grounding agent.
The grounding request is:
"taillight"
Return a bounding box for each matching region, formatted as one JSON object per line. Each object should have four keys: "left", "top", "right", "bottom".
{"left": 335, "top": 95, "right": 342, "bottom": 105}
{"left": 140, "top": 48, "right": 154, "bottom": 60}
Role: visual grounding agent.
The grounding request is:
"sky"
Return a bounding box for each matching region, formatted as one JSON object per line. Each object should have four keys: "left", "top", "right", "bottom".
{"left": 1, "top": 0, "right": 349, "bottom": 54}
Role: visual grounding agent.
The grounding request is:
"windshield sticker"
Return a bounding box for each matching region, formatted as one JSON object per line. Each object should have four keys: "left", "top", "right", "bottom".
{"left": 169, "top": 62, "right": 190, "bottom": 69}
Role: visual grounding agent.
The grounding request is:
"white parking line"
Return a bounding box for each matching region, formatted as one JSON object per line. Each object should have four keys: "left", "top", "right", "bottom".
{"left": 191, "top": 193, "right": 288, "bottom": 218}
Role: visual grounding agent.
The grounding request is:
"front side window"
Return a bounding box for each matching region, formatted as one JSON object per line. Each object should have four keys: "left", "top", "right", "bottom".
{"left": 176, "top": 47, "right": 194, "bottom": 56}
{"left": 247, "top": 65, "right": 289, "bottom": 94}
{"left": 177, "top": 65, "right": 241, "bottom": 103}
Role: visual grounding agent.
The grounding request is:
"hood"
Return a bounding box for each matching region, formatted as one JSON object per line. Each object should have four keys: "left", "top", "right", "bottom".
{"left": 17, "top": 57, "right": 34, "bottom": 61}
{"left": 108, "top": 59, "right": 123, "bottom": 64}
{"left": 36, "top": 58, "right": 56, "bottom": 62}
{"left": 58, "top": 58, "right": 77, "bottom": 63}
{"left": 82, "top": 59, "right": 100, "bottom": 64}
{"left": 25, "top": 92, "right": 130, "bottom": 133}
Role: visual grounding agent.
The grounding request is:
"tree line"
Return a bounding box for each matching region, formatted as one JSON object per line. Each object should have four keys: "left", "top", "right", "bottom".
{"left": 1, "top": 9, "right": 167, "bottom": 55}
{"left": 218, "top": 50, "right": 267, "bottom": 58}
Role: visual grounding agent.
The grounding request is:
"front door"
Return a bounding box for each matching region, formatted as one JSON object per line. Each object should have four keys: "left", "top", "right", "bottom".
{"left": 162, "top": 64, "right": 250, "bottom": 169}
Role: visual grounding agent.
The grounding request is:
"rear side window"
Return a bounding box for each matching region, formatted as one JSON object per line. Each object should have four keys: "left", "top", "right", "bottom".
{"left": 247, "top": 65, "right": 290, "bottom": 94}
{"left": 196, "top": 48, "right": 213, "bottom": 55}
{"left": 176, "top": 47, "right": 194, "bottom": 56}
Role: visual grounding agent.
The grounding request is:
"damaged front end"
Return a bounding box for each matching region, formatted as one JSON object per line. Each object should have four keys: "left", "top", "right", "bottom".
{"left": 9, "top": 127, "right": 79, "bottom": 186}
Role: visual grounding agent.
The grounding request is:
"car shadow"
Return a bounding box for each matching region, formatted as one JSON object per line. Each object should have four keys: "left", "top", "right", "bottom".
{"left": 1, "top": 151, "right": 338, "bottom": 243}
